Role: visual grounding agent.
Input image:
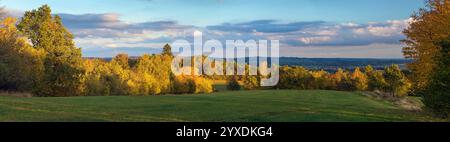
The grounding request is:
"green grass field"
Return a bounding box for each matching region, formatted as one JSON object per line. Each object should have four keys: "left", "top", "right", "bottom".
{"left": 0, "top": 90, "right": 439, "bottom": 122}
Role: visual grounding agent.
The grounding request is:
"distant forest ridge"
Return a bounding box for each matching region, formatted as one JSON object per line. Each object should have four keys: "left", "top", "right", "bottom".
{"left": 85, "top": 56, "right": 411, "bottom": 72}
{"left": 278, "top": 57, "right": 411, "bottom": 72}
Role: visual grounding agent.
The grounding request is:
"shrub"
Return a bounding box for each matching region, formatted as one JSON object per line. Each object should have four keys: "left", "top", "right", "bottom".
{"left": 337, "top": 78, "right": 357, "bottom": 91}
{"left": 226, "top": 77, "right": 241, "bottom": 91}
{"left": 192, "top": 77, "right": 214, "bottom": 94}
{"left": 172, "top": 76, "right": 213, "bottom": 94}
{"left": 242, "top": 75, "right": 260, "bottom": 90}
{"left": 172, "top": 76, "right": 192, "bottom": 94}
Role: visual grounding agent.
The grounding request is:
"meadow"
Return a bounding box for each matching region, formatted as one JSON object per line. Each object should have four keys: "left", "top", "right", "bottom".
{"left": 0, "top": 90, "right": 439, "bottom": 122}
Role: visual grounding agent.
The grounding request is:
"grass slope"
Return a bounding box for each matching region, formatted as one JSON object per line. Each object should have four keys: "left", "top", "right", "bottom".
{"left": 0, "top": 90, "right": 438, "bottom": 122}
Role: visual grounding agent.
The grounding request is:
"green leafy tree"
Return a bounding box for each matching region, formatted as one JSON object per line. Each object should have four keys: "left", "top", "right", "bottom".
{"left": 384, "top": 65, "right": 411, "bottom": 97}
{"left": 162, "top": 43, "right": 173, "bottom": 57}
{"left": 371, "top": 71, "right": 388, "bottom": 92}
{"left": 365, "top": 65, "right": 387, "bottom": 91}
{"left": 17, "top": 5, "right": 84, "bottom": 96}
{"left": 422, "top": 37, "right": 450, "bottom": 117}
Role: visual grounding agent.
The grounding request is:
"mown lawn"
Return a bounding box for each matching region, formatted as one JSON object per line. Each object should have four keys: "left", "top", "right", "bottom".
{"left": 0, "top": 90, "right": 440, "bottom": 122}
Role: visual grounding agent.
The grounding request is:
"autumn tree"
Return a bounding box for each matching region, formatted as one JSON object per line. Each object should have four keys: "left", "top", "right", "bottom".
{"left": 365, "top": 65, "right": 387, "bottom": 91}
{"left": 17, "top": 5, "right": 85, "bottom": 96}
{"left": 402, "top": 0, "right": 450, "bottom": 116}
{"left": 83, "top": 59, "right": 112, "bottom": 96}
{"left": 112, "top": 53, "right": 130, "bottom": 69}
{"left": 310, "top": 70, "right": 330, "bottom": 89}
{"left": 351, "top": 67, "right": 368, "bottom": 91}
{"left": 402, "top": 0, "right": 450, "bottom": 92}
{"left": 333, "top": 68, "right": 355, "bottom": 91}
{"left": 134, "top": 54, "right": 172, "bottom": 94}
{"left": 277, "top": 66, "right": 312, "bottom": 89}
{"left": 0, "top": 17, "right": 45, "bottom": 92}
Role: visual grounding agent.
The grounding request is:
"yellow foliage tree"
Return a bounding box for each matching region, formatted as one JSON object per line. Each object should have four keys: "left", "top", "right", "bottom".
{"left": 351, "top": 67, "right": 368, "bottom": 91}
{"left": 0, "top": 17, "right": 45, "bottom": 93}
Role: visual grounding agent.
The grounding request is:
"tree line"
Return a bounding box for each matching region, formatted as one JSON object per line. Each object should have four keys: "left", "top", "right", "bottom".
{"left": 0, "top": 5, "right": 214, "bottom": 96}
{"left": 226, "top": 65, "right": 412, "bottom": 97}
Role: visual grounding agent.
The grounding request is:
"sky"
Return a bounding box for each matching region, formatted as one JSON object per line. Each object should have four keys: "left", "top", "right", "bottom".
{"left": 2, "top": 0, "right": 426, "bottom": 58}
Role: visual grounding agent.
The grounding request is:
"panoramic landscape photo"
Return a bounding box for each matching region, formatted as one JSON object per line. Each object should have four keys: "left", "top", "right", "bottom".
{"left": 0, "top": 0, "right": 449, "bottom": 122}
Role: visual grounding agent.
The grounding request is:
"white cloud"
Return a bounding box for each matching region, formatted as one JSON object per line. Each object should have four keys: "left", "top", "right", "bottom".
{"left": 281, "top": 44, "right": 405, "bottom": 58}
{"left": 1, "top": 9, "right": 411, "bottom": 58}
{"left": 298, "top": 36, "right": 333, "bottom": 44}
{"left": 2, "top": 8, "right": 24, "bottom": 18}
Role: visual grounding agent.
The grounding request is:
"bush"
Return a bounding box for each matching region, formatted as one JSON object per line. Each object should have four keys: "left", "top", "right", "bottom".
{"left": 423, "top": 91, "right": 450, "bottom": 118}
{"left": 172, "top": 76, "right": 192, "bottom": 94}
{"left": 226, "top": 77, "right": 241, "bottom": 91}
{"left": 337, "top": 78, "right": 357, "bottom": 91}
{"left": 243, "top": 75, "right": 260, "bottom": 90}
{"left": 172, "top": 76, "right": 213, "bottom": 94}
{"left": 192, "top": 77, "right": 214, "bottom": 94}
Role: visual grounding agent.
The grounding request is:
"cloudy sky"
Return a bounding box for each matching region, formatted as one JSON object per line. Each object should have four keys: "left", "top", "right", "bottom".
{"left": 2, "top": 0, "right": 425, "bottom": 58}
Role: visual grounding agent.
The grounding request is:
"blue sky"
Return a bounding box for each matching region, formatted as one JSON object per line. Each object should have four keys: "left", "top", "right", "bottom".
{"left": 2, "top": 0, "right": 425, "bottom": 58}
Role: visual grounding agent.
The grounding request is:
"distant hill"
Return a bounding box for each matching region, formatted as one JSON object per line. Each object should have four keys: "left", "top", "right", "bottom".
{"left": 279, "top": 57, "right": 411, "bottom": 72}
